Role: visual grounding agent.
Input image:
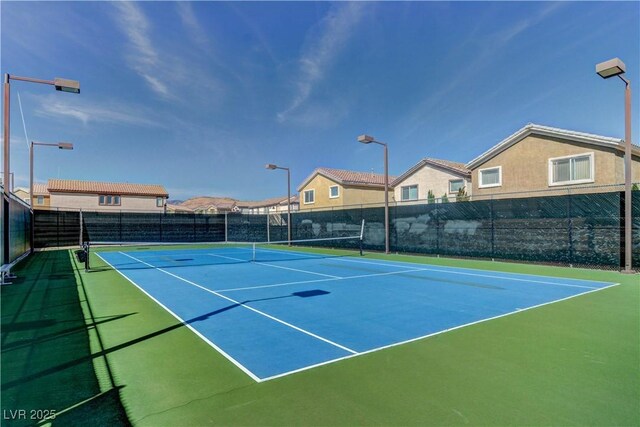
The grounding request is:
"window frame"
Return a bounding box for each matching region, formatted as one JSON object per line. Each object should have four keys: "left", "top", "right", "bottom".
{"left": 548, "top": 152, "right": 595, "bottom": 187}
{"left": 99, "top": 194, "right": 122, "bottom": 206}
{"left": 401, "top": 184, "right": 419, "bottom": 201}
{"left": 448, "top": 179, "right": 465, "bottom": 194}
{"left": 156, "top": 197, "right": 164, "bottom": 207}
{"left": 329, "top": 185, "right": 340, "bottom": 199}
{"left": 303, "top": 189, "right": 315, "bottom": 205}
{"left": 36, "top": 195, "right": 44, "bottom": 205}
{"left": 478, "top": 166, "right": 502, "bottom": 188}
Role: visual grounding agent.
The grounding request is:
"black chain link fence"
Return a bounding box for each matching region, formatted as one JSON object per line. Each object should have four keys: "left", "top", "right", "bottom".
{"left": 33, "top": 190, "right": 640, "bottom": 270}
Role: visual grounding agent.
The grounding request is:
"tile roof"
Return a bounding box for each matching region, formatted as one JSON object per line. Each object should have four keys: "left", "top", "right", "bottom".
{"left": 33, "top": 183, "right": 50, "bottom": 195}
{"left": 180, "top": 197, "right": 237, "bottom": 209}
{"left": 297, "top": 167, "right": 397, "bottom": 191}
{"left": 466, "top": 123, "right": 637, "bottom": 169}
{"left": 47, "top": 179, "right": 168, "bottom": 197}
{"left": 392, "top": 158, "right": 470, "bottom": 186}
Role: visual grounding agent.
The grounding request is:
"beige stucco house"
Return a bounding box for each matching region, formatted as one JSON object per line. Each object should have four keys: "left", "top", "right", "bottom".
{"left": 392, "top": 158, "right": 471, "bottom": 203}
{"left": 297, "top": 167, "right": 396, "bottom": 210}
{"left": 40, "top": 179, "right": 168, "bottom": 211}
{"left": 466, "top": 124, "right": 640, "bottom": 199}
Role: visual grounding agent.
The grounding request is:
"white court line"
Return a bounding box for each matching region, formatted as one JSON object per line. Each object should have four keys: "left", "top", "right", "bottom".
{"left": 98, "top": 251, "right": 620, "bottom": 382}
{"left": 95, "top": 253, "right": 261, "bottom": 382}
{"left": 206, "top": 253, "right": 341, "bottom": 279}
{"left": 215, "top": 267, "right": 446, "bottom": 293}
{"left": 259, "top": 281, "right": 622, "bottom": 382}
{"left": 118, "top": 252, "right": 358, "bottom": 356}
{"left": 250, "top": 247, "right": 605, "bottom": 290}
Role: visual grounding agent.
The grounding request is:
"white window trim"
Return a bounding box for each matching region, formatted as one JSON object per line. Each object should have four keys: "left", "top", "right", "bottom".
{"left": 548, "top": 152, "right": 595, "bottom": 187}
{"left": 401, "top": 184, "right": 419, "bottom": 201}
{"left": 448, "top": 179, "right": 465, "bottom": 194}
{"left": 478, "top": 166, "right": 502, "bottom": 189}
{"left": 329, "top": 185, "right": 340, "bottom": 199}
{"left": 303, "top": 189, "right": 315, "bottom": 204}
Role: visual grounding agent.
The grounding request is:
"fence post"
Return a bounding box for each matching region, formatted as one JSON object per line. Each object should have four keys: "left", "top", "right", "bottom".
{"left": 119, "top": 211, "right": 122, "bottom": 242}
{"left": 568, "top": 191, "right": 573, "bottom": 265}
{"left": 224, "top": 212, "right": 228, "bottom": 242}
{"left": 159, "top": 211, "right": 163, "bottom": 242}
{"left": 79, "top": 209, "right": 83, "bottom": 246}
{"left": 490, "top": 197, "right": 495, "bottom": 259}
{"left": 267, "top": 213, "right": 270, "bottom": 242}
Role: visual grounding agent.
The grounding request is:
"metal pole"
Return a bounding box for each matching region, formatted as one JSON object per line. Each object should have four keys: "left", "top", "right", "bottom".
{"left": 224, "top": 212, "right": 228, "bottom": 242}
{"left": 2, "top": 75, "right": 10, "bottom": 265}
{"left": 384, "top": 144, "right": 389, "bottom": 254}
{"left": 29, "top": 142, "right": 34, "bottom": 253}
{"left": 287, "top": 168, "right": 291, "bottom": 245}
{"left": 621, "top": 76, "right": 633, "bottom": 273}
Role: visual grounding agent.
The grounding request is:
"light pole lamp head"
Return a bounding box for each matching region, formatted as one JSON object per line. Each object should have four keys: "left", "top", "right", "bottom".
{"left": 266, "top": 163, "right": 278, "bottom": 170}
{"left": 358, "top": 134, "right": 375, "bottom": 144}
{"left": 58, "top": 142, "right": 74, "bottom": 150}
{"left": 596, "top": 58, "right": 626, "bottom": 79}
{"left": 54, "top": 77, "right": 80, "bottom": 94}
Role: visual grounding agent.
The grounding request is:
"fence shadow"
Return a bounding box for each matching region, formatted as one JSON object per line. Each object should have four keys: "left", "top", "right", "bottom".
{"left": 0, "top": 251, "right": 130, "bottom": 426}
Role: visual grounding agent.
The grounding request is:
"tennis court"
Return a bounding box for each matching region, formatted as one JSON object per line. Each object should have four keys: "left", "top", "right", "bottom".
{"left": 94, "top": 240, "right": 618, "bottom": 382}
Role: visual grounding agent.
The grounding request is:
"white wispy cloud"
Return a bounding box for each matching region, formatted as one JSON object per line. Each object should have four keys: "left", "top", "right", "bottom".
{"left": 112, "top": 1, "right": 169, "bottom": 97}
{"left": 34, "top": 95, "right": 166, "bottom": 128}
{"left": 277, "top": 3, "right": 366, "bottom": 123}
{"left": 400, "top": 3, "right": 566, "bottom": 140}
{"left": 177, "top": 2, "right": 210, "bottom": 50}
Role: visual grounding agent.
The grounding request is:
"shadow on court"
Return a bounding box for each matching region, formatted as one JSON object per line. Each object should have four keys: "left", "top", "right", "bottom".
{"left": 0, "top": 251, "right": 130, "bottom": 426}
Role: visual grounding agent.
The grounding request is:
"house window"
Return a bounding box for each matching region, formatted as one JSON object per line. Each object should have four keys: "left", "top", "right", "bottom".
{"left": 401, "top": 185, "right": 418, "bottom": 201}
{"left": 303, "top": 189, "right": 315, "bottom": 204}
{"left": 449, "top": 179, "right": 465, "bottom": 193}
{"left": 156, "top": 197, "right": 164, "bottom": 207}
{"left": 478, "top": 166, "right": 502, "bottom": 188}
{"left": 549, "top": 153, "right": 594, "bottom": 186}
{"left": 329, "top": 185, "right": 339, "bottom": 198}
{"left": 99, "top": 195, "right": 121, "bottom": 206}
{"left": 37, "top": 195, "right": 44, "bottom": 205}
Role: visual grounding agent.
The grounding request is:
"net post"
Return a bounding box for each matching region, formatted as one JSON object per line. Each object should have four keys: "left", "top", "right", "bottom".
{"left": 252, "top": 242, "right": 256, "bottom": 262}
{"left": 84, "top": 241, "right": 90, "bottom": 272}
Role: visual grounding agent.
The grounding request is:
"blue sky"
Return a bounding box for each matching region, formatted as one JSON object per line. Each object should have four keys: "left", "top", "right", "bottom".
{"left": 1, "top": 1, "right": 638, "bottom": 200}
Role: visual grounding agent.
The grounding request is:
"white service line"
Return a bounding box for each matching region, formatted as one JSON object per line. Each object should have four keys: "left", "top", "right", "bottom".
{"left": 95, "top": 253, "right": 261, "bottom": 382}
{"left": 215, "top": 267, "right": 444, "bottom": 293}
{"left": 118, "top": 251, "right": 358, "bottom": 355}
{"left": 259, "top": 281, "right": 622, "bottom": 382}
{"left": 206, "top": 253, "right": 341, "bottom": 279}
{"left": 252, "top": 248, "right": 604, "bottom": 290}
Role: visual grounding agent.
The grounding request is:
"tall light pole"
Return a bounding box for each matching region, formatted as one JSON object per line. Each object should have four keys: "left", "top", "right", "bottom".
{"left": 30, "top": 141, "right": 74, "bottom": 251}
{"left": 596, "top": 58, "right": 634, "bottom": 273}
{"left": 3, "top": 74, "right": 80, "bottom": 264}
{"left": 358, "top": 134, "right": 390, "bottom": 254}
{"left": 266, "top": 164, "right": 291, "bottom": 244}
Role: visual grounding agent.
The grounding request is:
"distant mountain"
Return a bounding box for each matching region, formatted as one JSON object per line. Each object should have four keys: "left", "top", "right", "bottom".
{"left": 167, "top": 199, "right": 185, "bottom": 205}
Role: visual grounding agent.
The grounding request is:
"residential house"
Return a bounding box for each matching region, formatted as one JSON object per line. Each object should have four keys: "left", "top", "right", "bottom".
{"left": 165, "top": 204, "right": 195, "bottom": 214}
{"left": 13, "top": 188, "right": 31, "bottom": 205}
{"left": 181, "top": 197, "right": 238, "bottom": 214}
{"left": 41, "top": 179, "right": 168, "bottom": 211}
{"left": 466, "top": 124, "right": 640, "bottom": 199}
{"left": 297, "top": 167, "right": 396, "bottom": 210}
{"left": 392, "top": 158, "right": 471, "bottom": 203}
{"left": 237, "top": 196, "right": 300, "bottom": 215}
{"left": 29, "top": 183, "right": 51, "bottom": 208}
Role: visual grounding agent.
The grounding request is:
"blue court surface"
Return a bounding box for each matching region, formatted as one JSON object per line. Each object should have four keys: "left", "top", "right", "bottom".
{"left": 97, "top": 246, "right": 617, "bottom": 382}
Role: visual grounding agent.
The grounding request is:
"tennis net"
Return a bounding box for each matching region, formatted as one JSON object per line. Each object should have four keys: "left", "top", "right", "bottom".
{"left": 83, "top": 234, "right": 363, "bottom": 271}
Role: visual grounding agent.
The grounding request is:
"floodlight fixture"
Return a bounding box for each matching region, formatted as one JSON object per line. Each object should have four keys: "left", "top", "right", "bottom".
{"left": 596, "top": 58, "right": 626, "bottom": 79}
